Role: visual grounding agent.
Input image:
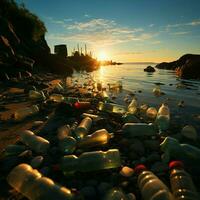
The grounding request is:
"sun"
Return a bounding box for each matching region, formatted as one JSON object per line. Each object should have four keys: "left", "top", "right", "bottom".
{"left": 97, "top": 51, "right": 108, "bottom": 61}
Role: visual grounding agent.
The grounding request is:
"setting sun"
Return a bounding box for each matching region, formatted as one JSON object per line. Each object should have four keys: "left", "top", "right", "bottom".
{"left": 97, "top": 51, "right": 108, "bottom": 61}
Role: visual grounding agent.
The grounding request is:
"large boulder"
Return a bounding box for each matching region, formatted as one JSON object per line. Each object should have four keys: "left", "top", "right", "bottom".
{"left": 156, "top": 54, "right": 200, "bottom": 79}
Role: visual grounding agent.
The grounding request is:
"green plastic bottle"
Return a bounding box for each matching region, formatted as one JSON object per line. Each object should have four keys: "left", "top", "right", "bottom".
{"left": 77, "top": 129, "right": 113, "bottom": 148}
{"left": 61, "top": 149, "right": 121, "bottom": 175}
{"left": 160, "top": 137, "right": 200, "bottom": 164}
{"left": 135, "top": 164, "right": 175, "bottom": 200}
{"left": 75, "top": 117, "right": 92, "bottom": 139}
{"left": 104, "top": 188, "right": 133, "bottom": 200}
{"left": 7, "top": 163, "right": 74, "bottom": 200}
{"left": 169, "top": 161, "right": 199, "bottom": 200}
{"left": 98, "top": 102, "right": 126, "bottom": 114}
{"left": 122, "top": 123, "right": 157, "bottom": 137}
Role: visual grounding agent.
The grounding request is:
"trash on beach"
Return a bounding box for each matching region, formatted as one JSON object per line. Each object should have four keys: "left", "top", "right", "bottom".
{"left": 98, "top": 102, "right": 127, "bottom": 114}
{"left": 146, "top": 107, "right": 157, "bottom": 119}
{"left": 128, "top": 97, "right": 138, "bottom": 114}
{"left": 153, "top": 85, "right": 161, "bottom": 96}
{"left": 29, "top": 90, "right": 46, "bottom": 100}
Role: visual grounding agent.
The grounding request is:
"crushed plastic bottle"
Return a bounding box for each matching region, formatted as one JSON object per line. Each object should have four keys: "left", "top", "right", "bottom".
{"left": 77, "top": 129, "right": 113, "bottom": 148}
{"left": 135, "top": 164, "right": 174, "bottom": 200}
{"left": 98, "top": 102, "right": 127, "bottom": 114}
{"left": 50, "top": 94, "right": 65, "bottom": 103}
{"left": 20, "top": 130, "right": 50, "bottom": 154}
{"left": 57, "top": 125, "right": 71, "bottom": 140}
{"left": 160, "top": 137, "right": 200, "bottom": 164}
{"left": 122, "top": 123, "right": 157, "bottom": 137}
{"left": 59, "top": 136, "right": 76, "bottom": 154}
{"left": 60, "top": 149, "right": 121, "bottom": 175}
{"left": 169, "top": 160, "right": 199, "bottom": 200}
{"left": 156, "top": 104, "right": 170, "bottom": 132}
{"left": 146, "top": 107, "right": 157, "bottom": 119}
{"left": 75, "top": 117, "right": 92, "bottom": 139}
{"left": 14, "top": 105, "right": 39, "bottom": 121}
{"left": 7, "top": 163, "right": 74, "bottom": 200}
{"left": 153, "top": 85, "right": 161, "bottom": 96}
{"left": 29, "top": 90, "right": 46, "bottom": 100}
{"left": 128, "top": 98, "right": 138, "bottom": 114}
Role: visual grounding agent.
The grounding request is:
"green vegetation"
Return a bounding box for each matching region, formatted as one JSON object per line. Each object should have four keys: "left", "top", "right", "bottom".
{"left": 0, "top": 0, "right": 46, "bottom": 41}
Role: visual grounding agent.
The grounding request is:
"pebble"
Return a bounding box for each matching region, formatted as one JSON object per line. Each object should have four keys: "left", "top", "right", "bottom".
{"left": 80, "top": 186, "right": 96, "bottom": 199}
{"left": 181, "top": 125, "right": 197, "bottom": 140}
{"left": 30, "top": 156, "right": 44, "bottom": 168}
{"left": 151, "top": 161, "right": 168, "bottom": 173}
{"left": 120, "top": 166, "right": 134, "bottom": 177}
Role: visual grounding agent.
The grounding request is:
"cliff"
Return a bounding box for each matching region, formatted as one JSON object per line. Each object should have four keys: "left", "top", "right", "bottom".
{"left": 156, "top": 54, "right": 200, "bottom": 79}
{"left": 0, "top": 0, "right": 73, "bottom": 80}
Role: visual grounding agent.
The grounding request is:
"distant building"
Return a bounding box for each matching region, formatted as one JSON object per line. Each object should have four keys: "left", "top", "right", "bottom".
{"left": 54, "top": 44, "right": 68, "bottom": 57}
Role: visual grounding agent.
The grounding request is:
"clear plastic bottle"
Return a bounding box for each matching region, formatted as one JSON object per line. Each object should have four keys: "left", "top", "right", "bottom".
{"left": 146, "top": 107, "right": 157, "bottom": 119}
{"left": 128, "top": 98, "right": 138, "bottom": 114}
{"left": 77, "top": 129, "right": 113, "bottom": 148}
{"left": 135, "top": 164, "right": 174, "bottom": 200}
{"left": 98, "top": 102, "right": 126, "bottom": 114}
{"left": 50, "top": 94, "right": 64, "bottom": 102}
{"left": 20, "top": 130, "right": 50, "bottom": 154}
{"left": 7, "top": 163, "right": 74, "bottom": 200}
{"left": 14, "top": 105, "right": 39, "bottom": 121}
{"left": 81, "top": 113, "right": 101, "bottom": 120}
{"left": 102, "top": 91, "right": 110, "bottom": 102}
{"left": 153, "top": 85, "right": 161, "bottom": 96}
{"left": 59, "top": 136, "right": 76, "bottom": 154}
{"left": 61, "top": 149, "right": 121, "bottom": 175}
{"left": 122, "top": 123, "right": 157, "bottom": 137}
{"left": 75, "top": 117, "right": 92, "bottom": 139}
{"left": 156, "top": 104, "right": 170, "bottom": 132}
{"left": 104, "top": 188, "right": 129, "bottom": 200}
{"left": 169, "top": 160, "right": 199, "bottom": 200}
{"left": 57, "top": 125, "right": 71, "bottom": 140}
{"left": 29, "top": 90, "right": 45, "bottom": 100}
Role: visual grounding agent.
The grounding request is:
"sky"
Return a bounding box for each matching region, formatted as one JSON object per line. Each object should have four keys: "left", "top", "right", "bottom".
{"left": 17, "top": 0, "right": 200, "bottom": 62}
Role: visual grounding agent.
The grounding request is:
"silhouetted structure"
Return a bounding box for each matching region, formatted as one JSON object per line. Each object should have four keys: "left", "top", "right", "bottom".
{"left": 54, "top": 45, "right": 68, "bottom": 57}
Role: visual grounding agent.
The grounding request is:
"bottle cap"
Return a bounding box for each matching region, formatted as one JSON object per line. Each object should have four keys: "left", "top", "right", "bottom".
{"left": 134, "top": 164, "right": 147, "bottom": 174}
{"left": 169, "top": 160, "right": 184, "bottom": 170}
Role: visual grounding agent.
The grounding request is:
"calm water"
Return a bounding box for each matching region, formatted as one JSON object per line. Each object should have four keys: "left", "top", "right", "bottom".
{"left": 88, "top": 63, "right": 200, "bottom": 131}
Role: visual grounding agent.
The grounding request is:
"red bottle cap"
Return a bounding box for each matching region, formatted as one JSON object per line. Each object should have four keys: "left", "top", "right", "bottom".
{"left": 74, "top": 102, "right": 80, "bottom": 109}
{"left": 134, "top": 164, "right": 147, "bottom": 174}
{"left": 169, "top": 160, "right": 184, "bottom": 170}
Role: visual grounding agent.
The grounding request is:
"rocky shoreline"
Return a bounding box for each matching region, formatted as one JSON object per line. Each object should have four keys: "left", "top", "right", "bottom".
{"left": 0, "top": 73, "right": 200, "bottom": 199}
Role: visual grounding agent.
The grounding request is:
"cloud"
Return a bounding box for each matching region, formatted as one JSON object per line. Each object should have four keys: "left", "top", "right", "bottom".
{"left": 46, "top": 18, "right": 157, "bottom": 47}
{"left": 149, "top": 24, "right": 154, "bottom": 27}
{"left": 166, "top": 19, "right": 200, "bottom": 29}
{"left": 170, "top": 31, "right": 190, "bottom": 35}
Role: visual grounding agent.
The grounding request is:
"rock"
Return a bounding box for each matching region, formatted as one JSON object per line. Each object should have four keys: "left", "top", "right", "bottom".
{"left": 80, "top": 186, "right": 96, "bottom": 199}
{"left": 144, "top": 140, "right": 160, "bottom": 151}
{"left": 144, "top": 66, "right": 156, "bottom": 72}
{"left": 151, "top": 161, "right": 168, "bottom": 173}
{"left": 156, "top": 54, "right": 200, "bottom": 79}
{"left": 30, "top": 156, "right": 44, "bottom": 168}
{"left": 97, "top": 182, "right": 112, "bottom": 195}
{"left": 129, "top": 139, "right": 145, "bottom": 156}
{"left": 181, "top": 125, "right": 197, "bottom": 140}
{"left": 146, "top": 152, "right": 161, "bottom": 163}
{"left": 120, "top": 166, "right": 134, "bottom": 177}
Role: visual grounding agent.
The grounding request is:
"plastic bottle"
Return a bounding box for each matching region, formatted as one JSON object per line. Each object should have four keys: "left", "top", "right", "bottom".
{"left": 64, "top": 97, "right": 79, "bottom": 104}
{"left": 122, "top": 123, "right": 157, "bottom": 137}
{"left": 57, "top": 125, "right": 71, "bottom": 140}
{"left": 128, "top": 98, "right": 138, "bottom": 114}
{"left": 77, "top": 129, "right": 113, "bottom": 148}
{"left": 169, "top": 160, "right": 199, "bottom": 200}
{"left": 156, "top": 104, "right": 170, "bottom": 132}
{"left": 66, "top": 77, "right": 72, "bottom": 88}
{"left": 4, "top": 145, "right": 27, "bottom": 156}
{"left": 61, "top": 149, "right": 121, "bottom": 175}
{"left": 97, "top": 82, "right": 102, "bottom": 91}
{"left": 74, "top": 101, "right": 91, "bottom": 109}
{"left": 160, "top": 136, "right": 200, "bottom": 164}
{"left": 59, "top": 136, "right": 76, "bottom": 154}
{"left": 14, "top": 105, "right": 39, "bottom": 121}
{"left": 81, "top": 113, "right": 101, "bottom": 120}
{"left": 98, "top": 102, "right": 127, "bottom": 114}
{"left": 153, "top": 85, "right": 161, "bottom": 96}
{"left": 104, "top": 188, "right": 131, "bottom": 200}
{"left": 29, "top": 90, "right": 45, "bottom": 100}
{"left": 146, "top": 107, "right": 157, "bottom": 119}
{"left": 135, "top": 164, "right": 174, "bottom": 200}
{"left": 75, "top": 117, "right": 92, "bottom": 139}
{"left": 102, "top": 91, "right": 110, "bottom": 102}
{"left": 20, "top": 130, "right": 50, "bottom": 154}
{"left": 50, "top": 94, "right": 64, "bottom": 102}
{"left": 7, "top": 163, "right": 74, "bottom": 200}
